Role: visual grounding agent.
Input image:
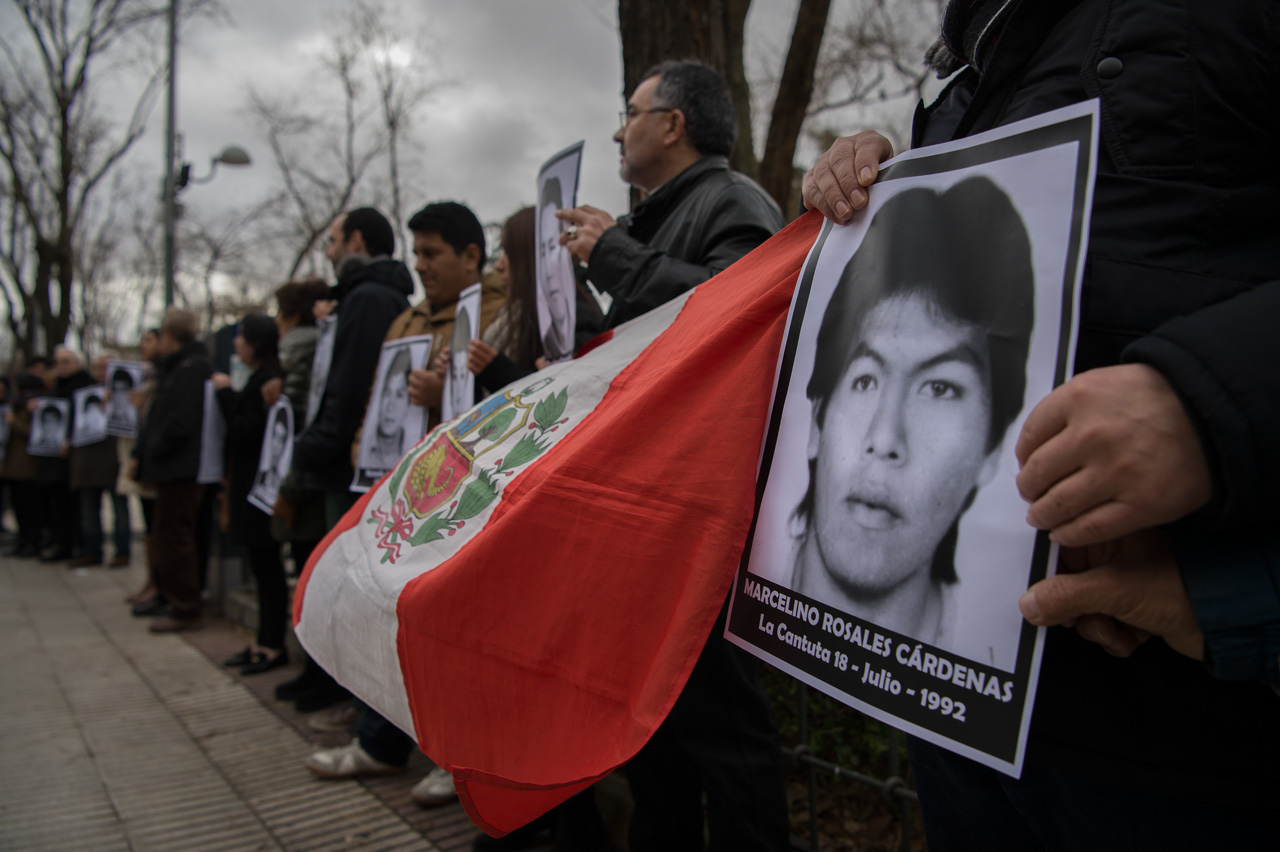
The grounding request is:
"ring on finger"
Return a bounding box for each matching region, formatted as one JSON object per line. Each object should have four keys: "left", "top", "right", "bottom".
{"left": 565, "top": 224, "right": 579, "bottom": 239}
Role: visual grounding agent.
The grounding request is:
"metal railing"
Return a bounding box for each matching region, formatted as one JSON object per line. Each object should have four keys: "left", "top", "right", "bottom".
{"left": 786, "top": 686, "right": 918, "bottom": 852}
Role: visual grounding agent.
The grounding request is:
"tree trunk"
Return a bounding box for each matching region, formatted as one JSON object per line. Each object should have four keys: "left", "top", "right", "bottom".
{"left": 617, "top": 0, "right": 756, "bottom": 189}
{"left": 759, "top": 0, "right": 833, "bottom": 218}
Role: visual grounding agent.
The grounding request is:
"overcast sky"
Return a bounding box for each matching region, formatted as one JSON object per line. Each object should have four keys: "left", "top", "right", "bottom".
{"left": 122, "top": 0, "right": 816, "bottom": 238}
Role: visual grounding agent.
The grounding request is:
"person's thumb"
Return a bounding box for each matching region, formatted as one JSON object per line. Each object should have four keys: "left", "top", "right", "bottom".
{"left": 1019, "top": 569, "right": 1120, "bottom": 626}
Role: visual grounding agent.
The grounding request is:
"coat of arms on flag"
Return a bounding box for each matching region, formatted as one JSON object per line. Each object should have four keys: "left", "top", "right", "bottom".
{"left": 369, "top": 381, "right": 565, "bottom": 563}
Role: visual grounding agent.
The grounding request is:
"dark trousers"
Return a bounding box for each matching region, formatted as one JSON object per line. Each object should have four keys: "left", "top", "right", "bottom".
{"left": 625, "top": 606, "right": 790, "bottom": 852}
{"left": 154, "top": 481, "right": 206, "bottom": 619}
{"left": 244, "top": 542, "right": 287, "bottom": 649}
{"left": 907, "top": 736, "right": 1275, "bottom": 852}
{"left": 10, "top": 480, "right": 40, "bottom": 548}
{"left": 78, "top": 487, "right": 131, "bottom": 561}
{"left": 38, "top": 481, "right": 78, "bottom": 552}
{"left": 356, "top": 702, "right": 415, "bottom": 767}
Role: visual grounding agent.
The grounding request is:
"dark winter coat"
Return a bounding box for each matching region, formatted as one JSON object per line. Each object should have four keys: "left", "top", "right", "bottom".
{"left": 587, "top": 155, "right": 783, "bottom": 328}
{"left": 70, "top": 435, "right": 119, "bottom": 491}
{"left": 292, "top": 256, "right": 413, "bottom": 491}
{"left": 912, "top": 0, "right": 1279, "bottom": 809}
{"left": 138, "top": 340, "right": 213, "bottom": 484}
{"left": 218, "top": 366, "right": 282, "bottom": 548}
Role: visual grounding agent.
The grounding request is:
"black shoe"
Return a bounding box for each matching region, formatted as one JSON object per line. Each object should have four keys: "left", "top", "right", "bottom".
{"left": 223, "top": 647, "right": 254, "bottom": 667}
{"left": 131, "top": 598, "right": 169, "bottom": 617}
{"left": 5, "top": 543, "right": 39, "bottom": 558}
{"left": 293, "top": 682, "right": 352, "bottom": 713}
{"left": 275, "top": 656, "right": 323, "bottom": 700}
{"left": 241, "top": 649, "right": 289, "bottom": 675}
{"left": 40, "top": 547, "right": 74, "bottom": 563}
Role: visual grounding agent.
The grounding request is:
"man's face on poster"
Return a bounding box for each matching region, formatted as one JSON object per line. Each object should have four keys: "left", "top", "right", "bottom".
{"left": 269, "top": 417, "right": 288, "bottom": 463}
{"left": 538, "top": 202, "right": 567, "bottom": 296}
{"left": 808, "top": 293, "right": 999, "bottom": 597}
{"left": 379, "top": 371, "right": 409, "bottom": 438}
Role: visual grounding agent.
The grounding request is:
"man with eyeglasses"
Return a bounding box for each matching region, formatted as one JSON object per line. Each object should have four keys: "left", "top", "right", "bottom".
{"left": 559, "top": 59, "right": 783, "bottom": 330}
{"left": 557, "top": 60, "right": 790, "bottom": 852}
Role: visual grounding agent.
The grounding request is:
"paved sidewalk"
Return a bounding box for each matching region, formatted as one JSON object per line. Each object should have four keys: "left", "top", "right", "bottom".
{"left": 0, "top": 554, "right": 440, "bottom": 852}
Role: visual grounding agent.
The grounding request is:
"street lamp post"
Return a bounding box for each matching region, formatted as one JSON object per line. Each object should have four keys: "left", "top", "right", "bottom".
{"left": 161, "top": 0, "right": 251, "bottom": 308}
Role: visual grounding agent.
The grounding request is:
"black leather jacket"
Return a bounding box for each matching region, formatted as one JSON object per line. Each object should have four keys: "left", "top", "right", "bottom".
{"left": 588, "top": 155, "right": 783, "bottom": 328}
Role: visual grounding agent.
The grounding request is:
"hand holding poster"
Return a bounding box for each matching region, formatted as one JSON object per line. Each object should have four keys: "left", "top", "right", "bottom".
{"left": 441, "top": 284, "right": 481, "bottom": 423}
{"left": 104, "top": 360, "right": 145, "bottom": 438}
{"left": 725, "top": 102, "right": 1098, "bottom": 776}
{"left": 352, "top": 334, "right": 432, "bottom": 492}
{"left": 249, "top": 397, "right": 294, "bottom": 514}
{"left": 535, "top": 142, "right": 583, "bottom": 363}
{"left": 28, "top": 398, "right": 70, "bottom": 457}
{"left": 71, "top": 385, "right": 109, "bottom": 447}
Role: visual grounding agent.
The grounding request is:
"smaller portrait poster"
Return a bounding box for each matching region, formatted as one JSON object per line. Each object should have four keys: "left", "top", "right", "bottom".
{"left": 28, "top": 397, "right": 70, "bottom": 458}
{"left": 104, "top": 359, "right": 145, "bottom": 438}
{"left": 71, "top": 384, "right": 110, "bottom": 447}
{"left": 352, "top": 334, "right": 432, "bottom": 493}
{"left": 535, "top": 141, "right": 584, "bottom": 363}
{"left": 0, "top": 404, "right": 10, "bottom": 465}
{"left": 441, "top": 283, "right": 481, "bottom": 423}
{"left": 196, "top": 379, "right": 226, "bottom": 485}
{"left": 249, "top": 397, "right": 294, "bottom": 515}
{"left": 725, "top": 102, "right": 1100, "bottom": 777}
{"left": 305, "top": 314, "right": 338, "bottom": 430}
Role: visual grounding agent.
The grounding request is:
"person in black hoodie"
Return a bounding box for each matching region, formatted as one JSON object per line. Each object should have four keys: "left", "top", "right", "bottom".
{"left": 139, "top": 308, "right": 213, "bottom": 633}
{"left": 214, "top": 314, "right": 290, "bottom": 674}
{"left": 291, "top": 207, "right": 413, "bottom": 527}
{"left": 36, "top": 346, "right": 94, "bottom": 561}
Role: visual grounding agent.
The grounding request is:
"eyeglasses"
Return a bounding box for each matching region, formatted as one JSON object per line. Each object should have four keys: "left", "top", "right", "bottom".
{"left": 618, "top": 107, "right": 674, "bottom": 130}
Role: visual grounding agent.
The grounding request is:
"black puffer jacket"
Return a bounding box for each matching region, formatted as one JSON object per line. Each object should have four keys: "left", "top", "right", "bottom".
{"left": 138, "top": 339, "right": 213, "bottom": 483}
{"left": 292, "top": 256, "right": 413, "bottom": 490}
{"left": 913, "top": 0, "right": 1279, "bottom": 809}
{"left": 588, "top": 155, "right": 783, "bottom": 328}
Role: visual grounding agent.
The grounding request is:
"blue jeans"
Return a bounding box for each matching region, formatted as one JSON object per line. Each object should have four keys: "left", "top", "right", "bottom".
{"left": 356, "top": 702, "right": 415, "bottom": 767}
{"left": 907, "top": 736, "right": 1273, "bottom": 851}
{"left": 79, "top": 488, "right": 131, "bottom": 562}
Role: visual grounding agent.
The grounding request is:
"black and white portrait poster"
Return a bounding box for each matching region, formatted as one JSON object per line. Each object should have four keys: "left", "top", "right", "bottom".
{"left": 196, "top": 379, "right": 225, "bottom": 485}
{"left": 535, "top": 141, "right": 583, "bottom": 363}
{"left": 104, "top": 359, "right": 145, "bottom": 438}
{"left": 28, "top": 397, "right": 70, "bottom": 457}
{"left": 70, "top": 384, "right": 109, "bottom": 447}
{"left": 248, "top": 397, "right": 294, "bottom": 514}
{"left": 441, "top": 283, "right": 481, "bottom": 423}
{"left": 726, "top": 102, "right": 1099, "bottom": 777}
{"left": 351, "top": 334, "right": 432, "bottom": 493}
{"left": 305, "top": 314, "right": 338, "bottom": 430}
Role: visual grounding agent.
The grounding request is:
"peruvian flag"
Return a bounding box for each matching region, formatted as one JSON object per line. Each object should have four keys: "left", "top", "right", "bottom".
{"left": 293, "top": 212, "right": 823, "bottom": 835}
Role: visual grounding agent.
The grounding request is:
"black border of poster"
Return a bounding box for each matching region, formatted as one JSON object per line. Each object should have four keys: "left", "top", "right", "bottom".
{"left": 726, "top": 106, "right": 1097, "bottom": 774}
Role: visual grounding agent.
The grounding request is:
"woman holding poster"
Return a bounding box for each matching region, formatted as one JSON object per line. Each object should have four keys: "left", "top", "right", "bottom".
{"left": 213, "top": 314, "right": 289, "bottom": 675}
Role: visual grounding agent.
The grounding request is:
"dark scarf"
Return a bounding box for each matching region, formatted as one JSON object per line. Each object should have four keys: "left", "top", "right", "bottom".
{"left": 925, "top": 0, "right": 1020, "bottom": 77}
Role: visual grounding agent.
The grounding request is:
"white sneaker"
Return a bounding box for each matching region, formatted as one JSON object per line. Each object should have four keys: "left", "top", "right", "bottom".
{"left": 410, "top": 765, "right": 458, "bottom": 808}
{"left": 304, "top": 740, "right": 406, "bottom": 779}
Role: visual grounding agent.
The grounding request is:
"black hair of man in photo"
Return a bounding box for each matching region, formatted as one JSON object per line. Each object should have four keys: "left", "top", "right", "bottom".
{"left": 791, "top": 176, "right": 1034, "bottom": 643}
{"left": 110, "top": 368, "right": 134, "bottom": 389}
